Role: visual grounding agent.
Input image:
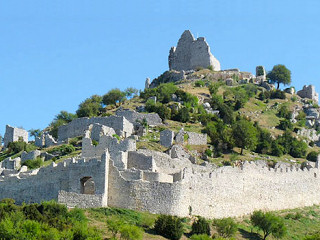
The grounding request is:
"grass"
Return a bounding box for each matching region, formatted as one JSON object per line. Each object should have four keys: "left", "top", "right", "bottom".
{"left": 85, "top": 205, "right": 320, "bottom": 240}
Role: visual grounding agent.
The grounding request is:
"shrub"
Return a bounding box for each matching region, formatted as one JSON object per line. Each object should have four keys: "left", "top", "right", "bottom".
{"left": 277, "top": 105, "right": 292, "bottom": 119}
{"left": 278, "top": 119, "right": 293, "bottom": 131}
{"left": 270, "top": 90, "right": 286, "bottom": 99}
{"left": 107, "top": 216, "right": 124, "bottom": 238}
{"left": 154, "top": 215, "right": 184, "bottom": 240}
{"left": 195, "top": 80, "right": 205, "bottom": 87}
{"left": 307, "top": 151, "right": 319, "bottom": 162}
{"left": 205, "top": 149, "right": 212, "bottom": 157}
{"left": 120, "top": 224, "right": 144, "bottom": 240}
{"left": 22, "top": 158, "right": 43, "bottom": 169}
{"left": 190, "top": 234, "right": 212, "bottom": 240}
{"left": 250, "top": 210, "right": 286, "bottom": 240}
{"left": 7, "top": 140, "right": 27, "bottom": 154}
{"left": 191, "top": 217, "right": 210, "bottom": 236}
{"left": 213, "top": 217, "right": 237, "bottom": 238}
{"left": 173, "top": 107, "right": 190, "bottom": 123}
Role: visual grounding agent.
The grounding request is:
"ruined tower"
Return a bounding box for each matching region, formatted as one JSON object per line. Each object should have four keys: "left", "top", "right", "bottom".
{"left": 169, "top": 30, "right": 221, "bottom": 71}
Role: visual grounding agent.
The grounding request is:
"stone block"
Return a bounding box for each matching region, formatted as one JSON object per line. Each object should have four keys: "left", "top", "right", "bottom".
{"left": 160, "top": 129, "right": 175, "bottom": 148}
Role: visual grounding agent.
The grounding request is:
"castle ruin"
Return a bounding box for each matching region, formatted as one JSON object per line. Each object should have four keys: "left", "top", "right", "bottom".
{"left": 1, "top": 118, "right": 320, "bottom": 219}
{"left": 169, "top": 30, "right": 221, "bottom": 71}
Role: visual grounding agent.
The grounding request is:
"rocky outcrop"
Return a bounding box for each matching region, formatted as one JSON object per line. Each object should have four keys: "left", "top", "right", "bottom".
{"left": 169, "top": 30, "right": 220, "bottom": 71}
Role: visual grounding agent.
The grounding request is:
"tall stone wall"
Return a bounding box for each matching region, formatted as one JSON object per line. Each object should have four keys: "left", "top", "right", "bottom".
{"left": 169, "top": 30, "right": 221, "bottom": 71}
{"left": 58, "top": 116, "right": 134, "bottom": 142}
{"left": 3, "top": 125, "right": 28, "bottom": 147}
{"left": 107, "top": 160, "right": 320, "bottom": 218}
{"left": 0, "top": 154, "right": 109, "bottom": 207}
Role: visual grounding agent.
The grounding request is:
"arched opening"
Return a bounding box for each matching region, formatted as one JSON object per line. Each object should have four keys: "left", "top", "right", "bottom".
{"left": 80, "top": 177, "right": 95, "bottom": 194}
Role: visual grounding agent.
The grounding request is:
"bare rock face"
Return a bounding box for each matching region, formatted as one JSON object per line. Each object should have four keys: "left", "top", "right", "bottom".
{"left": 169, "top": 30, "right": 220, "bottom": 71}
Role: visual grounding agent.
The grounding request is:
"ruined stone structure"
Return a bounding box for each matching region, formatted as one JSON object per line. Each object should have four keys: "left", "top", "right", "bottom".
{"left": 3, "top": 125, "right": 28, "bottom": 147}
{"left": 58, "top": 116, "right": 134, "bottom": 142}
{"left": 115, "top": 109, "right": 162, "bottom": 127}
{"left": 297, "top": 85, "right": 319, "bottom": 103}
{"left": 169, "top": 30, "right": 221, "bottom": 71}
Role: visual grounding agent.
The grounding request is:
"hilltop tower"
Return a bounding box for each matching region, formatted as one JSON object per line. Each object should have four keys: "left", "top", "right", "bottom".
{"left": 169, "top": 30, "right": 220, "bottom": 71}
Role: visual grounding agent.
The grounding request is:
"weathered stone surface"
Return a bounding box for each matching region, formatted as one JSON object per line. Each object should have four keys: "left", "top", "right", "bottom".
{"left": 115, "top": 109, "right": 162, "bottom": 126}
{"left": 297, "top": 85, "right": 319, "bottom": 103}
{"left": 160, "top": 130, "right": 174, "bottom": 148}
{"left": 169, "top": 30, "right": 220, "bottom": 71}
{"left": 58, "top": 116, "right": 134, "bottom": 142}
{"left": 174, "top": 129, "right": 207, "bottom": 146}
{"left": 0, "top": 157, "right": 21, "bottom": 170}
{"left": 145, "top": 78, "right": 150, "bottom": 90}
{"left": 21, "top": 150, "right": 41, "bottom": 162}
{"left": 35, "top": 134, "right": 45, "bottom": 147}
{"left": 284, "top": 87, "right": 295, "bottom": 95}
{"left": 3, "top": 125, "right": 28, "bottom": 147}
{"left": 297, "top": 128, "right": 320, "bottom": 142}
{"left": 45, "top": 133, "right": 57, "bottom": 147}
{"left": 89, "top": 123, "right": 116, "bottom": 142}
{"left": 225, "top": 78, "right": 233, "bottom": 86}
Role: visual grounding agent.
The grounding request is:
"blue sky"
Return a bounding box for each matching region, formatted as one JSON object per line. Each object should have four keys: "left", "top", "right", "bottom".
{"left": 1, "top": 0, "right": 320, "bottom": 137}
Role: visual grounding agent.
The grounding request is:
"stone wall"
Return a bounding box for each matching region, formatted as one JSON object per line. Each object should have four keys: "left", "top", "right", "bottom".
{"left": 297, "top": 85, "right": 319, "bottom": 103}
{"left": 169, "top": 30, "right": 221, "bottom": 71}
{"left": 115, "top": 109, "right": 162, "bottom": 126}
{"left": 0, "top": 153, "right": 109, "bottom": 207}
{"left": 127, "top": 151, "right": 156, "bottom": 172}
{"left": 21, "top": 150, "right": 41, "bottom": 162}
{"left": 3, "top": 125, "right": 28, "bottom": 147}
{"left": 58, "top": 116, "right": 134, "bottom": 142}
{"left": 58, "top": 191, "right": 104, "bottom": 208}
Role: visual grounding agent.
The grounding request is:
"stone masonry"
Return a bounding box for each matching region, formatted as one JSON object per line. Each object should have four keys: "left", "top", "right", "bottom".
{"left": 297, "top": 85, "right": 319, "bottom": 103}
{"left": 169, "top": 30, "right": 221, "bottom": 71}
{"left": 160, "top": 129, "right": 175, "bottom": 148}
{"left": 3, "top": 125, "right": 28, "bottom": 148}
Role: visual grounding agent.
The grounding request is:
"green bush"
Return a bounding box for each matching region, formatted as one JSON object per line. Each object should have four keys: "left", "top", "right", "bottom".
{"left": 307, "top": 151, "right": 319, "bottom": 162}
{"left": 120, "top": 224, "right": 144, "bottom": 240}
{"left": 195, "top": 80, "right": 205, "bottom": 87}
{"left": 213, "top": 217, "right": 237, "bottom": 238}
{"left": 22, "top": 158, "right": 43, "bottom": 169}
{"left": 102, "top": 88, "right": 126, "bottom": 106}
{"left": 277, "top": 105, "right": 292, "bottom": 119}
{"left": 278, "top": 119, "right": 293, "bottom": 131}
{"left": 270, "top": 90, "right": 286, "bottom": 99}
{"left": 48, "top": 144, "right": 75, "bottom": 156}
{"left": 190, "top": 234, "right": 213, "bottom": 240}
{"left": 191, "top": 216, "right": 210, "bottom": 236}
{"left": 154, "top": 215, "right": 184, "bottom": 240}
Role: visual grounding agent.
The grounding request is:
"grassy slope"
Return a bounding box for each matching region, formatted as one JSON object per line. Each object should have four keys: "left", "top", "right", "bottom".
{"left": 85, "top": 205, "right": 320, "bottom": 240}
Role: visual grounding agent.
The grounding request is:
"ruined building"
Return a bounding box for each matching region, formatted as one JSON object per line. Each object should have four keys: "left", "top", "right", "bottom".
{"left": 169, "top": 30, "right": 221, "bottom": 71}
{"left": 1, "top": 118, "right": 320, "bottom": 219}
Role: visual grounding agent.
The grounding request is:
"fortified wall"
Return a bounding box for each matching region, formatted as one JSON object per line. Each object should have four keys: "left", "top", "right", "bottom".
{"left": 3, "top": 125, "right": 28, "bottom": 147}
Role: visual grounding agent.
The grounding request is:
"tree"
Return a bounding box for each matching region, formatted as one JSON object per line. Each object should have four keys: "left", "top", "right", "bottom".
{"left": 54, "top": 111, "right": 77, "bottom": 123}
{"left": 213, "top": 217, "right": 237, "bottom": 238}
{"left": 250, "top": 210, "right": 286, "bottom": 240}
{"left": 76, "top": 95, "right": 103, "bottom": 117}
{"left": 267, "top": 64, "right": 291, "bottom": 89}
{"left": 125, "top": 87, "right": 139, "bottom": 98}
{"left": 102, "top": 88, "right": 126, "bottom": 106}
{"left": 232, "top": 119, "right": 258, "bottom": 155}
{"left": 28, "top": 129, "right": 42, "bottom": 138}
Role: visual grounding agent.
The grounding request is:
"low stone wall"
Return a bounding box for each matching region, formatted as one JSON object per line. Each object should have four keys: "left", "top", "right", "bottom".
{"left": 21, "top": 150, "right": 41, "bottom": 162}
{"left": 115, "top": 109, "right": 162, "bottom": 126}
{"left": 58, "top": 191, "right": 104, "bottom": 208}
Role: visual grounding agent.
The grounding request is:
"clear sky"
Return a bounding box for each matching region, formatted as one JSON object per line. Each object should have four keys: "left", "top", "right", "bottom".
{"left": 1, "top": 0, "right": 320, "bottom": 137}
